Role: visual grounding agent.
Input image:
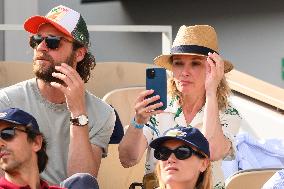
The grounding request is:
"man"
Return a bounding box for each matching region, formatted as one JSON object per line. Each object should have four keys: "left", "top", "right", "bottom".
{"left": 0, "top": 5, "right": 115, "bottom": 184}
{"left": 0, "top": 108, "right": 100, "bottom": 189}
{"left": 0, "top": 107, "right": 64, "bottom": 189}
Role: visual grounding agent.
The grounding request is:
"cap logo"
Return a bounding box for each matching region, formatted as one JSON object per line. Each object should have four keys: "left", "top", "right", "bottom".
{"left": 0, "top": 112, "right": 7, "bottom": 118}
{"left": 78, "top": 33, "right": 85, "bottom": 41}
{"left": 46, "top": 6, "right": 69, "bottom": 22}
{"left": 165, "top": 129, "right": 186, "bottom": 137}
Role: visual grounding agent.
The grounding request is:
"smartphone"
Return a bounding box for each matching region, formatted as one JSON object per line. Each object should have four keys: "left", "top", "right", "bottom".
{"left": 146, "top": 68, "right": 167, "bottom": 110}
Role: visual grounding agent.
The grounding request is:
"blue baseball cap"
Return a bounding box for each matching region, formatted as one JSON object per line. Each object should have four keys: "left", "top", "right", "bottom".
{"left": 60, "top": 173, "right": 99, "bottom": 189}
{"left": 0, "top": 108, "right": 39, "bottom": 132}
{"left": 150, "top": 126, "right": 210, "bottom": 158}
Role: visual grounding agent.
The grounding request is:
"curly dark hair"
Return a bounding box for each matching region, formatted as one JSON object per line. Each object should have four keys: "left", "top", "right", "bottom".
{"left": 72, "top": 42, "right": 96, "bottom": 83}
{"left": 25, "top": 127, "right": 48, "bottom": 173}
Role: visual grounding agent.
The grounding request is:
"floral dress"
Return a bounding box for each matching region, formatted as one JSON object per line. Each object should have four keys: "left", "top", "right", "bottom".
{"left": 142, "top": 95, "right": 242, "bottom": 188}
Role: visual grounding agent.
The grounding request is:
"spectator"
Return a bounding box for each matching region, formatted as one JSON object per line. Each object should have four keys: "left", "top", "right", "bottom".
{"left": 0, "top": 5, "right": 115, "bottom": 184}
{"left": 119, "top": 25, "right": 241, "bottom": 188}
{"left": 0, "top": 108, "right": 100, "bottom": 189}
{"left": 150, "top": 126, "right": 212, "bottom": 189}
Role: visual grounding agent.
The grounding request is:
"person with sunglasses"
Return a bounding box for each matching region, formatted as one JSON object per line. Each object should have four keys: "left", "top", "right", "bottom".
{"left": 119, "top": 25, "right": 241, "bottom": 188}
{"left": 0, "top": 107, "right": 100, "bottom": 189}
{"left": 0, "top": 107, "right": 63, "bottom": 189}
{"left": 149, "top": 126, "right": 212, "bottom": 189}
{"left": 0, "top": 5, "right": 115, "bottom": 185}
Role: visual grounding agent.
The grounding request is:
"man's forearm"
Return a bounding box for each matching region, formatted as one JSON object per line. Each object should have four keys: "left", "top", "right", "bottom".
{"left": 67, "top": 125, "right": 101, "bottom": 177}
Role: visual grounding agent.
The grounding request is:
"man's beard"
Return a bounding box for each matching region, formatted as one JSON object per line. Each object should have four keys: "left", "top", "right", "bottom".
{"left": 0, "top": 148, "right": 21, "bottom": 173}
{"left": 33, "top": 51, "right": 76, "bottom": 85}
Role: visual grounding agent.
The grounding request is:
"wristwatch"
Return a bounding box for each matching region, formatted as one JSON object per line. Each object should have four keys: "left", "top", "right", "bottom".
{"left": 70, "top": 115, "right": 89, "bottom": 126}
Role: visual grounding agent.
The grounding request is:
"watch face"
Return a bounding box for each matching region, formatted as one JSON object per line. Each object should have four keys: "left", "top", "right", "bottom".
{"left": 78, "top": 115, "right": 89, "bottom": 125}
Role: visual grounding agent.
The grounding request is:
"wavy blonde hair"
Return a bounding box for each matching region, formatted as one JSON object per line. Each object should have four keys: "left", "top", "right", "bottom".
{"left": 155, "top": 159, "right": 212, "bottom": 189}
{"left": 168, "top": 76, "right": 231, "bottom": 111}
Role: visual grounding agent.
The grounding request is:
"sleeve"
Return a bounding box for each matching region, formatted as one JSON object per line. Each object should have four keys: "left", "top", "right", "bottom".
{"left": 109, "top": 108, "right": 124, "bottom": 144}
{"left": 90, "top": 108, "right": 116, "bottom": 157}
{"left": 220, "top": 104, "right": 242, "bottom": 160}
{"left": 0, "top": 90, "right": 11, "bottom": 108}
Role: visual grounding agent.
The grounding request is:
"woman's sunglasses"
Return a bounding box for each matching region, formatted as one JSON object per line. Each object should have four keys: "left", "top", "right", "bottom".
{"left": 29, "top": 35, "right": 72, "bottom": 50}
{"left": 154, "top": 145, "right": 205, "bottom": 161}
{"left": 0, "top": 126, "right": 27, "bottom": 141}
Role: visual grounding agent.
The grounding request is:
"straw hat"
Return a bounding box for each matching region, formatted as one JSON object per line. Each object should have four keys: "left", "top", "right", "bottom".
{"left": 154, "top": 25, "right": 233, "bottom": 73}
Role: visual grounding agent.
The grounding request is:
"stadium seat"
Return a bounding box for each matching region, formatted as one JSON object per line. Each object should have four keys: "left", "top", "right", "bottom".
{"left": 225, "top": 168, "right": 282, "bottom": 189}
{"left": 97, "top": 87, "right": 146, "bottom": 189}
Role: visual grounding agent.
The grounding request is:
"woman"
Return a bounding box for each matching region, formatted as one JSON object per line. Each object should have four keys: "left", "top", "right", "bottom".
{"left": 119, "top": 25, "right": 241, "bottom": 188}
{"left": 150, "top": 126, "right": 212, "bottom": 189}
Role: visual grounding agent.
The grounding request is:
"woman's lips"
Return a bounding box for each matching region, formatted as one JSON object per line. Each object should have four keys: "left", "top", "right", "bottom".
{"left": 165, "top": 166, "right": 178, "bottom": 172}
{"left": 179, "top": 80, "right": 191, "bottom": 85}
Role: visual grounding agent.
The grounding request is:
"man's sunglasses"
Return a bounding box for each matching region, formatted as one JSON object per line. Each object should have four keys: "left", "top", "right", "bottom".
{"left": 29, "top": 35, "right": 72, "bottom": 50}
{"left": 0, "top": 126, "right": 28, "bottom": 141}
{"left": 154, "top": 145, "right": 206, "bottom": 161}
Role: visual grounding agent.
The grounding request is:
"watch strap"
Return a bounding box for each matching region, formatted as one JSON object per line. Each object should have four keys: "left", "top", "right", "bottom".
{"left": 70, "top": 115, "right": 88, "bottom": 126}
{"left": 131, "top": 117, "right": 144, "bottom": 129}
{"left": 70, "top": 117, "right": 80, "bottom": 126}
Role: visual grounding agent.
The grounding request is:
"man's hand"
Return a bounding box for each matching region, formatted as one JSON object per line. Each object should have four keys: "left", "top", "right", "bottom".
{"left": 50, "top": 63, "right": 86, "bottom": 117}
{"left": 50, "top": 63, "right": 101, "bottom": 177}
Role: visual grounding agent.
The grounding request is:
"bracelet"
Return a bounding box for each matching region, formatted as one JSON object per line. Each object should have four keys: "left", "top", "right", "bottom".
{"left": 131, "top": 117, "right": 144, "bottom": 129}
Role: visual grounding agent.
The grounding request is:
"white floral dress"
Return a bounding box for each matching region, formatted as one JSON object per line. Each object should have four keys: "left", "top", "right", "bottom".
{"left": 142, "top": 96, "right": 241, "bottom": 189}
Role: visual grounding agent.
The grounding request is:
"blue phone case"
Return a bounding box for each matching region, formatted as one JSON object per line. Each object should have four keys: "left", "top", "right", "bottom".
{"left": 146, "top": 68, "right": 167, "bottom": 110}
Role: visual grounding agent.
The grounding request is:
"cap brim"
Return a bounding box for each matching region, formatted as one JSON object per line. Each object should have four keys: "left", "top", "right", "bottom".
{"left": 24, "top": 15, "right": 72, "bottom": 38}
{"left": 154, "top": 53, "right": 234, "bottom": 73}
{"left": 150, "top": 136, "right": 201, "bottom": 153}
{"left": 0, "top": 118, "right": 22, "bottom": 125}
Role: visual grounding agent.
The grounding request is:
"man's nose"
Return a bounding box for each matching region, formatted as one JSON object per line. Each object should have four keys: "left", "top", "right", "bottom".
{"left": 0, "top": 138, "right": 6, "bottom": 147}
{"left": 36, "top": 39, "right": 48, "bottom": 51}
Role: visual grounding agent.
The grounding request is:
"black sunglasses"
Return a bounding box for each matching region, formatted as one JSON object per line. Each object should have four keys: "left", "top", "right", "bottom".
{"left": 0, "top": 126, "right": 28, "bottom": 141}
{"left": 154, "top": 145, "right": 205, "bottom": 161}
{"left": 29, "top": 35, "right": 72, "bottom": 50}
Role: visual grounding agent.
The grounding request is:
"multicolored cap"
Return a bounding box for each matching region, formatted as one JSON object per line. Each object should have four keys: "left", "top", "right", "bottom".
{"left": 24, "top": 5, "right": 90, "bottom": 47}
{"left": 0, "top": 108, "right": 39, "bottom": 132}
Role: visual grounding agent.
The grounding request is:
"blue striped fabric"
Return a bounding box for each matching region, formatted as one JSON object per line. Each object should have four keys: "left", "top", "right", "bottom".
{"left": 262, "top": 169, "right": 284, "bottom": 189}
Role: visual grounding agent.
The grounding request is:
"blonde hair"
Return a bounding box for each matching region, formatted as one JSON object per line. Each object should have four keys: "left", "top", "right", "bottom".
{"left": 168, "top": 76, "right": 231, "bottom": 110}
{"left": 155, "top": 160, "right": 212, "bottom": 189}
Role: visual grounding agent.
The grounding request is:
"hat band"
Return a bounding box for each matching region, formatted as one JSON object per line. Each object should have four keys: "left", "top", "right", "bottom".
{"left": 171, "top": 45, "right": 218, "bottom": 56}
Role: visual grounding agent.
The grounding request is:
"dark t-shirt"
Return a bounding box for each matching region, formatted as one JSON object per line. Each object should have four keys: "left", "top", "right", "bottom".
{"left": 109, "top": 108, "right": 124, "bottom": 144}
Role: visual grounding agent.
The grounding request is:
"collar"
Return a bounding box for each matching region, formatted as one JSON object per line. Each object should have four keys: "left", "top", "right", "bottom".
{"left": 164, "top": 96, "right": 180, "bottom": 114}
{"left": 164, "top": 95, "right": 205, "bottom": 127}
{"left": 0, "top": 177, "right": 51, "bottom": 189}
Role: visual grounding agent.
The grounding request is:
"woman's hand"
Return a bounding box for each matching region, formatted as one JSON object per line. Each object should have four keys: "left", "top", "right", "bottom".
{"left": 205, "top": 52, "right": 224, "bottom": 96}
{"left": 134, "top": 89, "right": 164, "bottom": 124}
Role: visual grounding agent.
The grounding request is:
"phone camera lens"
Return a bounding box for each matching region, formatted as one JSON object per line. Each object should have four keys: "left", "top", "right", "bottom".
{"left": 147, "top": 69, "right": 155, "bottom": 79}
